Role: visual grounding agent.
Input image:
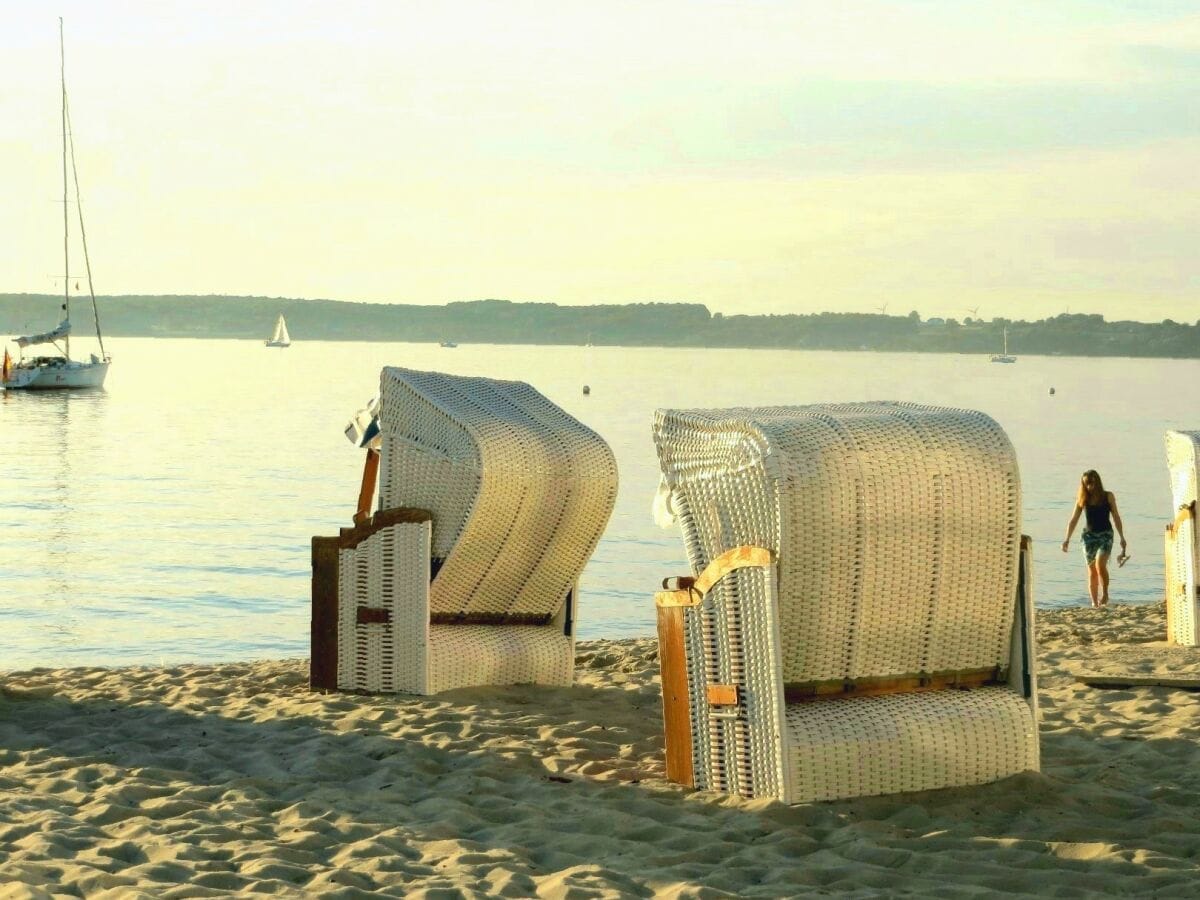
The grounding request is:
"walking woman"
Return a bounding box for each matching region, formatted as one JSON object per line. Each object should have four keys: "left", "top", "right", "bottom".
{"left": 1062, "top": 469, "right": 1128, "bottom": 607}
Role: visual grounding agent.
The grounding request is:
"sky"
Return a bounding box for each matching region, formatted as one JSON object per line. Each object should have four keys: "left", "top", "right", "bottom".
{"left": 2, "top": 1, "right": 1199, "bottom": 322}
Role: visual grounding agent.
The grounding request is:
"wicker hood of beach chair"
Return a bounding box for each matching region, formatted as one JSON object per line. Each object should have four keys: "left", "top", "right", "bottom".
{"left": 1165, "top": 431, "right": 1200, "bottom": 646}
{"left": 312, "top": 368, "right": 618, "bottom": 695}
{"left": 652, "top": 402, "right": 1040, "bottom": 804}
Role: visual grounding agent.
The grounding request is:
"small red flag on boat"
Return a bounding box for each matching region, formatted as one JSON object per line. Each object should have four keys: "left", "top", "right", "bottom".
{"left": 2, "top": 347, "right": 11, "bottom": 384}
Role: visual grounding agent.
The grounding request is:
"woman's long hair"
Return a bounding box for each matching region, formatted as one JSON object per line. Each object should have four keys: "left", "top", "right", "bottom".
{"left": 1078, "top": 469, "right": 1106, "bottom": 505}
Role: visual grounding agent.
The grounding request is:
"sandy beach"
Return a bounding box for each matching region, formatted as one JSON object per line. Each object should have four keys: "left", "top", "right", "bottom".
{"left": 3, "top": 602, "right": 1200, "bottom": 897}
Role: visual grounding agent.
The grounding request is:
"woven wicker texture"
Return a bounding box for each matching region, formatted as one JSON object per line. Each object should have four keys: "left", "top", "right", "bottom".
{"left": 685, "top": 563, "right": 788, "bottom": 800}
{"left": 337, "top": 520, "right": 432, "bottom": 693}
{"left": 1165, "top": 431, "right": 1200, "bottom": 645}
{"left": 654, "top": 403, "right": 1022, "bottom": 683}
{"left": 378, "top": 367, "right": 618, "bottom": 621}
{"left": 427, "top": 625, "right": 574, "bottom": 694}
{"left": 654, "top": 402, "right": 1038, "bottom": 803}
{"left": 332, "top": 518, "right": 579, "bottom": 694}
{"left": 783, "top": 687, "right": 1039, "bottom": 803}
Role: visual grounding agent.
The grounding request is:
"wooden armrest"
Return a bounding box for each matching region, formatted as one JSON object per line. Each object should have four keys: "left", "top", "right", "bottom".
{"left": 655, "top": 545, "right": 773, "bottom": 608}
{"left": 1168, "top": 501, "right": 1196, "bottom": 537}
{"left": 335, "top": 507, "right": 433, "bottom": 550}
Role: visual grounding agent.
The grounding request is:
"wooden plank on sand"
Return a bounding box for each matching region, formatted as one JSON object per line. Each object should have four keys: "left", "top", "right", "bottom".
{"left": 1076, "top": 674, "right": 1200, "bottom": 690}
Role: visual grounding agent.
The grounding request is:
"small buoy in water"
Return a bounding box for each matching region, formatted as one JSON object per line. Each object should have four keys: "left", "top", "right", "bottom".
{"left": 1049, "top": 387, "right": 1056, "bottom": 395}
{"left": 582, "top": 385, "right": 591, "bottom": 395}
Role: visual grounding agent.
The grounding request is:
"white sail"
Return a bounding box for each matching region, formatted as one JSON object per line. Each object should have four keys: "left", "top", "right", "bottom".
{"left": 15, "top": 318, "right": 71, "bottom": 348}
{"left": 267, "top": 314, "right": 291, "bottom": 346}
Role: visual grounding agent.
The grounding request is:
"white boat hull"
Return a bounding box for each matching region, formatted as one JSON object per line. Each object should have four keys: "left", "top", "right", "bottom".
{"left": 4, "top": 358, "right": 109, "bottom": 389}
{"left": 265, "top": 340, "right": 291, "bottom": 348}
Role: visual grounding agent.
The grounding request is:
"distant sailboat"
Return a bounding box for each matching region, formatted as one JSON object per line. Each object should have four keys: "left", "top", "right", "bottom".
{"left": 990, "top": 327, "right": 1016, "bottom": 364}
{"left": 265, "top": 314, "right": 291, "bottom": 348}
{"left": 4, "top": 19, "right": 110, "bottom": 391}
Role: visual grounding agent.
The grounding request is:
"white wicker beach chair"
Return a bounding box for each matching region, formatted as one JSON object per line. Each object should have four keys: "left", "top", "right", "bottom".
{"left": 1165, "top": 431, "right": 1200, "bottom": 646}
{"left": 652, "top": 402, "right": 1039, "bottom": 804}
{"left": 312, "top": 367, "right": 618, "bottom": 695}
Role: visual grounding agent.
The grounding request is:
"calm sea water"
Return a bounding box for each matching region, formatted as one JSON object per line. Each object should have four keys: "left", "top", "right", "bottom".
{"left": 0, "top": 337, "right": 1192, "bottom": 670}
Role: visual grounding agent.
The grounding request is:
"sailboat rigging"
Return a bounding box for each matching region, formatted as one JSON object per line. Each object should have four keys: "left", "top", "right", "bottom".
{"left": 3, "top": 18, "right": 110, "bottom": 390}
{"left": 265, "top": 314, "right": 292, "bottom": 348}
{"left": 990, "top": 327, "right": 1016, "bottom": 364}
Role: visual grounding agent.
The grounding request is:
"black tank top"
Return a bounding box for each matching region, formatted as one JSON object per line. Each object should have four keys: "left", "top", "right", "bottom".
{"left": 1084, "top": 495, "right": 1112, "bottom": 533}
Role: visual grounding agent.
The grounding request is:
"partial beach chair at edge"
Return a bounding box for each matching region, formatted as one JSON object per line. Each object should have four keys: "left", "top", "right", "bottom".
{"left": 652, "top": 402, "right": 1040, "bottom": 804}
{"left": 311, "top": 367, "right": 618, "bottom": 695}
{"left": 1165, "top": 431, "right": 1200, "bottom": 646}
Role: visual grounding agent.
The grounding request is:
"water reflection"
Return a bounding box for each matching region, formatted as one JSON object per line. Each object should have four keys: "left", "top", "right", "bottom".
{"left": 1, "top": 390, "right": 109, "bottom": 656}
{"left": 1, "top": 339, "right": 1197, "bottom": 670}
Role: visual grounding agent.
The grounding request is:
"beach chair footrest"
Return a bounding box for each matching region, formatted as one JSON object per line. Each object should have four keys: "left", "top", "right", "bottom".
{"left": 784, "top": 686, "right": 1038, "bottom": 803}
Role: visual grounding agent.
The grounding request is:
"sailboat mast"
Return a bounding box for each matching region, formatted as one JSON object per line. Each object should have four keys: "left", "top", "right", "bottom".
{"left": 60, "top": 17, "right": 70, "bottom": 361}
{"left": 66, "top": 94, "right": 106, "bottom": 358}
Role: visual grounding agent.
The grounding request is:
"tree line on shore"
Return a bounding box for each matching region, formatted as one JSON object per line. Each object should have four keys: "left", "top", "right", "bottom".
{"left": 2, "top": 293, "right": 1198, "bottom": 358}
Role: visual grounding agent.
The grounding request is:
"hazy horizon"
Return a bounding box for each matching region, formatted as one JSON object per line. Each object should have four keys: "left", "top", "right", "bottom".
{"left": 1, "top": 289, "right": 1191, "bottom": 326}
{"left": 3, "top": 2, "right": 1198, "bottom": 323}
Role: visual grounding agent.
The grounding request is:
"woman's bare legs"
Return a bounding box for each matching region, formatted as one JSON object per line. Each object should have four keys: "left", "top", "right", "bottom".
{"left": 1089, "top": 554, "right": 1113, "bottom": 609}
{"left": 1096, "top": 553, "right": 1111, "bottom": 605}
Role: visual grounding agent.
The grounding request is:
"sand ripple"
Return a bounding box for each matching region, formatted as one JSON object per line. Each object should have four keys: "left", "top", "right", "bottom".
{"left": 4, "top": 609, "right": 1200, "bottom": 895}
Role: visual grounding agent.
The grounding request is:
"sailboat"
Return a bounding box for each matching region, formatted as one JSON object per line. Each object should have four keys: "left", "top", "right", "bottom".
{"left": 265, "top": 314, "right": 291, "bottom": 348}
{"left": 990, "top": 327, "right": 1016, "bottom": 364}
{"left": 3, "top": 19, "right": 110, "bottom": 391}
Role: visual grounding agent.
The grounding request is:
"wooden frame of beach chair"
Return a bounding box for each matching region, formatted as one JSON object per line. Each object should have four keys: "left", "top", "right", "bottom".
{"left": 652, "top": 402, "right": 1040, "bottom": 804}
{"left": 311, "top": 367, "right": 618, "bottom": 695}
{"left": 1164, "top": 431, "right": 1200, "bottom": 646}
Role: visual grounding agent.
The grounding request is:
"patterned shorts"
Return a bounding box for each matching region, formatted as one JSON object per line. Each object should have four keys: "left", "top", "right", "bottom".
{"left": 1081, "top": 530, "right": 1114, "bottom": 563}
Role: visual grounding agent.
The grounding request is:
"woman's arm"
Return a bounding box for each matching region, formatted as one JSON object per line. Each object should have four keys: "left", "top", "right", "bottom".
{"left": 1109, "top": 492, "right": 1127, "bottom": 549}
{"left": 1062, "top": 502, "right": 1084, "bottom": 552}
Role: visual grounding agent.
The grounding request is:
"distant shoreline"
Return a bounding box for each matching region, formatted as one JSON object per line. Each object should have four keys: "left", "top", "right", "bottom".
{"left": 3, "top": 293, "right": 1198, "bottom": 359}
